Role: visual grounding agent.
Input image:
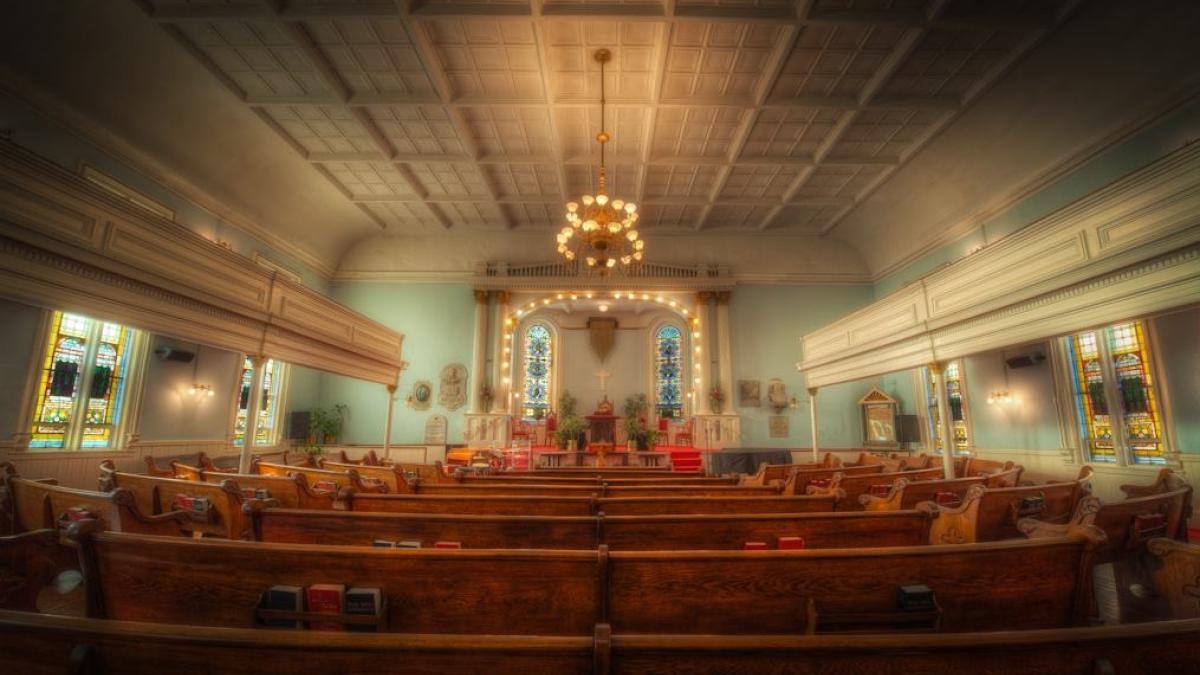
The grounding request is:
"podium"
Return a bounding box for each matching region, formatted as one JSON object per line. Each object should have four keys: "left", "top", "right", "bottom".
{"left": 585, "top": 413, "right": 618, "bottom": 446}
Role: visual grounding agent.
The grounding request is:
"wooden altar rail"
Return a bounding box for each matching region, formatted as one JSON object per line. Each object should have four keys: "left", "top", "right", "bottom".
{"left": 2, "top": 611, "right": 1197, "bottom": 674}
{"left": 62, "top": 526, "right": 1103, "bottom": 635}
{"left": 246, "top": 506, "right": 934, "bottom": 551}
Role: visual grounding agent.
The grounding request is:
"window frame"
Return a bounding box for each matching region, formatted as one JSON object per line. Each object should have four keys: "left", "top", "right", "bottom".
{"left": 518, "top": 319, "right": 558, "bottom": 421}
{"left": 918, "top": 359, "right": 973, "bottom": 456}
{"left": 22, "top": 310, "right": 149, "bottom": 452}
{"left": 1062, "top": 320, "right": 1169, "bottom": 467}
{"left": 648, "top": 319, "right": 688, "bottom": 420}
{"left": 231, "top": 355, "right": 290, "bottom": 447}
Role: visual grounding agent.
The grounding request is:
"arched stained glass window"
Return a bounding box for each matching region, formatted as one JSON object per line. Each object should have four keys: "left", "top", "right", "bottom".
{"left": 234, "top": 357, "right": 286, "bottom": 446}
{"left": 523, "top": 324, "right": 552, "bottom": 419}
{"left": 655, "top": 325, "right": 683, "bottom": 418}
{"left": 31, "top": 311, "right": 136, "bottom": 449}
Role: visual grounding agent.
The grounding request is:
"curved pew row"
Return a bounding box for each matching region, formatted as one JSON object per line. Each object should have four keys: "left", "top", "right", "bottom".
{"left": 251, "top": 459, "right": 387, "bottom": 494}
{"left": 169, "top": 463, "right": 337, "bottom": 510}
{"left": 3, "top": 611, "right": 1198, "bottom": 675}
{"left": 340, "top": 492, "right": 844, "bottom": 516}
{"left": 98, "top": 461, "right": 249, "bottom": 539}
{"left": 246, "top": 507, "right": 933, "bottom": 550}
{"left": 841, "top": 465, "right": 1023, "bottom": 511}
{"left": 925, "top": 467, "right": 1096, "bottom": 544}
{"left": 67, "top": 525, "right": 1105, "bottom": 635}
{"left": 739, "top": 452, "right": 890, "bottom": 486}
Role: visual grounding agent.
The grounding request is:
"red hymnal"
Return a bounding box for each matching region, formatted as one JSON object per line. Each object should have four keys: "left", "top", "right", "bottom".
{"left": 305, "top": 584, "right": 346, "bottom": 631}
{"left": 171, "top": 494, "right": 194, "bottom": 511}
{"left": 778, "top": 536, "right": 805, "bottom": 550}
{"left": 934, "top": 491, "right": 960, "bottom": 506}
{"left": 63, "top": 506, "right": 97, "bottom": 522}
{"left": 743, "top": 541, "right": 768, "bottom": 551}
{"left": 433, "top": 541, "right": 462, "bottom": 549}
{"left": 808, "top": 479, "right": 830, "bottom": 490}
{"left": 311, "top": 481, "right": 337, "bottom": 493}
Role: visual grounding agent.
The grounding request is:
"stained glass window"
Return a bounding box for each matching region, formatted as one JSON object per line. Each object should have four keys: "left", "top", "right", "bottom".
{"left": 30, "top": 312, "right": 135, "bottom": 449}
{"left": 234, "top": 357, "right": 285, "bottom": 446}
{"left": 523, "top": 324, "right": 552, "bottom": 419}
{"left": 923, "top": 361, "right": 970, "bottom": 455}
{"left": 655, "top": 325, "right": 683, "bottom": 418}
{"left": 1069, "top": 322, "right": 1164, "bottom": 465}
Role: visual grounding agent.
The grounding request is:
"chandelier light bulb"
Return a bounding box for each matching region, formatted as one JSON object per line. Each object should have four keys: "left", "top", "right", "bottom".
{"left": 556, "top": 234, "right": 566, "bottom": 244}
{"left": 587, "top": 257, "right": 597, "bottom": 266}
{"left": 582, "top": 195, "right": 594, "bottom": 206}
{"left": 612, "top": 199, "right": 624, "bottom": 210}
{"left": 608, "top": 222, "right": 621, "bottom": 233}
{"left": 634, "top": 240, "right": 645, "bottom": 250}
{"left": 634, "top": 251, "right": 643, "bottom": 260}
{"left": 625, "top": 203, "right": 637, "bottom": 214}
{"left": 596, "top": 194, "right": 608, "bottom": 206}
{"left": 606, "top": 258, "right": 616, "bottom": 268}
{"left": 627, "top": 230, "right": 637, "bottom": 241}
{"left": 621, "top": 255, "right": 632, "bottom": 265}
{"left": 567, "top": 202, "right": 578, "bottom": 212}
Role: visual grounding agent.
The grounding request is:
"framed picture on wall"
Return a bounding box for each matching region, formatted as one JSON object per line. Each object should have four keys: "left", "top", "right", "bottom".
{"left": 858, "top": 388, "right": 899, "bottom": 447}
{"left": 738, "top": 380, "right": 761, "bottom": 407}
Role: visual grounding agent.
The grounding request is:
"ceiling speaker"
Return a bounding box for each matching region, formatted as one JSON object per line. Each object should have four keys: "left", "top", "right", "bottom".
{"left": 1005, "top": 353, "right": 1046, "bottom": 369}
{"left": 154, "top": 347, "right": 195, "bottom": 363}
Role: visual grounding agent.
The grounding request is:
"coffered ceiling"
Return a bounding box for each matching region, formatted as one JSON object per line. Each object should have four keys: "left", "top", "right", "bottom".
{"left": 135, "top": 0, "right": 1080, "bottom": 235}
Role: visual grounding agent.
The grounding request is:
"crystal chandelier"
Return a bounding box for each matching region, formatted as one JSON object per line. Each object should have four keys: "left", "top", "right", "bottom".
{"left": 556, "top": 48, "right": 643, "bottom": 275}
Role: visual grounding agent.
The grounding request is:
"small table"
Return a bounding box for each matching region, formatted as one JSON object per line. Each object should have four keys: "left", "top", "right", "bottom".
{"left": 585, "top": 414, "right": 618, "bottom": 446}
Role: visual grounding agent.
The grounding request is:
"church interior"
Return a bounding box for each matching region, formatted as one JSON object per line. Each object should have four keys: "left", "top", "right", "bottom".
{"left": 1, "top": 0, "right": 1199, "bottom": 671}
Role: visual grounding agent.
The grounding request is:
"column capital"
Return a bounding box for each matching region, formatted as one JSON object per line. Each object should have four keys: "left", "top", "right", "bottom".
{"left": 696, "top": 291, "right": 713, "bottom": 303}
{"left": 248, "top": 354, "right": 267, "bottom": 367}
{"left": 494, "top": 290, "right": 511, "bottom": 305}
{"left": 807, "top": 386, "right": 818, "bottom": 397}
{"left": 715, "top": 291, "right": 731, "bottom": 305}
{"left": 474, "top": 289, "right": 490, "bottom": 304}
{"left": 926, "top": 361, "right": 943, "bottom": 373}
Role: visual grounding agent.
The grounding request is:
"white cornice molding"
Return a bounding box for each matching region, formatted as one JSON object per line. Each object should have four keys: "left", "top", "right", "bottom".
{"left": 802, "top": 140, "right": 1200, "bottom": 387}
{"left": 332, "top": 268, "right": 872, "bottom": 287}
{"left": 0, "top": 140, "right": 405, "bottom": 385}
{"left": 0, "top": 66, "right": 337, "bottom": 280}
{"left": 867, "top": 85, "right": 1200, "bottom": 284}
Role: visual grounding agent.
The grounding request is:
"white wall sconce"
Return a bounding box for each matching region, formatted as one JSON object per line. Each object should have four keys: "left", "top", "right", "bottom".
{"left": 188, "top": 383, "right": 214, "bottom": 397}
{"left": 987, "top": 390, "right": 1013, "bottom": 405}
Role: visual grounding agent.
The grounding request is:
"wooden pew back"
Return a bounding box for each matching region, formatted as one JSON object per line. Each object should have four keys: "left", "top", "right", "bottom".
{"left": 860, "top": 475, "right": 988, "bottom": 511}
{"left": 599, "top": 511, "right": 930, "bottom": 550}
{"left": 99, "top": 461, "right": 248, "bottom": 539}
{"left": 407, "top": 481, "right": 603, "bottom": 497}
{"left": 252, "top": 459, "right": 383, "bottom": 494}
{"left": 321, "top": 459, "right": 405, "bottom": 492}
{"left": 344, "top": 493, "right": 597, "bottom": 516}
{"left": 927, "top": 467, "right": 1094, "bottom": 543}
{"left": 595, "top": 494, "right": 842, "bottom": 515}
{"left": 601, "top": 484, "right": 784, "bottom": 498}
{"left": 77, "top": 530, "right": 600, "bottom": 635}
{"left": 1149, "top": 538, "right": 1200, "bottom": 619}
{"left": 171, "top": 463, "right": 337, "bottom": 510}
{"left": 809, "top": 467, "right": 945, "bottom": 509}
{"left": 787, "top": 464, "right": 883, "bottom": 495}
{"left": 607, "top": 528, "right": 1105, "bottom": 634}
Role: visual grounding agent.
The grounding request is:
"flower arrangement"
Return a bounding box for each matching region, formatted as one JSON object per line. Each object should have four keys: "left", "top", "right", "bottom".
{"left": 479, "top": 381, "right": 494, "bottom": 412}
{"left": 709, "top": 386, "right": 725, "bottom": 413}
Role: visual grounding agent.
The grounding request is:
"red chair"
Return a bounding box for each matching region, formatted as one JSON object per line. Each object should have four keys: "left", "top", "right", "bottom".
{"left": 511, "top": 419, "right": 533, "bottom": 444}
{"left": 675, "top": 417, "right": 695, "bottom": 448}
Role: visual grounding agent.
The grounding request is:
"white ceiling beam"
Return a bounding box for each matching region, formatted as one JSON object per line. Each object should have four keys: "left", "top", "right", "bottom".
{"left": 530, "top": 0, "right": 572, "bottom": 219}
{"left": 636, "top": 17, "right": 673, "bottom": 209}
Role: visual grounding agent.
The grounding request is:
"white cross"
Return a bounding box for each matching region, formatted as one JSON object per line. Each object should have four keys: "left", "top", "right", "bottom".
{"left": 595, "top": 368, "right": 611, "bottom": 392}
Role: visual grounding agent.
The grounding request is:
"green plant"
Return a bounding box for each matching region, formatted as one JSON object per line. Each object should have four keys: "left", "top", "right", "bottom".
{"left": 308, "top": 404, "right": 349, "bottom": 447}
{"left": 622, "top": 394, "right": 658, "bottom": 450}
{"left": 554, "top": 414, "right": 588, "bottom": 449}
{"left": 558, "top": 390, "right": 578, "bottom": 418}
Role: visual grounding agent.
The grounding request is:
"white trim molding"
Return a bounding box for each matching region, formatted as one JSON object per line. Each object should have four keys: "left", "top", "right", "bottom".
{"left": 0, "top": 139, "right": 405, "bottom": 385}
{"left": 801, "top": 141, "right": 1200, "bottom": 388}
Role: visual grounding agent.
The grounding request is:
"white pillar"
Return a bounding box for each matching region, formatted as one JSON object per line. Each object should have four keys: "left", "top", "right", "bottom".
{"left": 930, "top": 361, "right": 957, "bottom": 479}
{"left": 470, "top": 290, "right": 490, "bottom": 413}
{"left": 382, "top": 382, "right": 397, "bottom": 459}
{"left": 494, "top": 292, "right": 514, "bottom": 417}
{"left": 693, "top": 291, "right": 712, "bottom": 415}
{"left": 238, "top": 355, "right": 267, "bottom": 473}
{"left": 715, "top": 291, "right": 734, "bottom": 411}
{"left": 808, "top": 386, "right": 819, "bottom": 463}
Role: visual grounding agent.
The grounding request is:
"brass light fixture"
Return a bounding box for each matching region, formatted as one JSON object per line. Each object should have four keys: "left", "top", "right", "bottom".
{"left": 556, "top": 48, "right": 643, "bottom": 275}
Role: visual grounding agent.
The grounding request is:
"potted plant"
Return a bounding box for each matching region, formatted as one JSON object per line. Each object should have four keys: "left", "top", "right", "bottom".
{"left": 554, "top": 391, "right": 587, "bottom": 450}
{"left": 622, "top": 394, "right": 658, "bottom": 451}
{"left": 308, "top": 403, "right": 349, "bottom": 447}
{"left": 709, "top": 386, "right": 726, "bottom": 414}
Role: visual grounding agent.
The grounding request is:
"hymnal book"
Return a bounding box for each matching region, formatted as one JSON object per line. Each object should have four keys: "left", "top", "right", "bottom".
{"left": 171, "top": 494, "right": 194, "bottom": 511}
{"left": 345, "top": 587, "right": 382, "bottom": 633}
{"left": 743, "top": 541, "right": 768, "bottom": 551}
{"left": 808, "top": 479, "right": 830, "bottom": 490}
{"left": 433, "top": 541, "right": 462, "bottom": 549}
{"left": 63, "top": 506, "right": 98, "bottom": 522}
{"left": 1133, "top": 512, "right": 1167, "bottom": 534}
{"left": 306, "top": 584, "right": 346, "bottom": 631}
{"left": 934, "top": 491, "right": 959, "bottom": 506}
{"left": 261, "top": 585, "right": 303, "bottom": 629}
{"left": 372, "top": 539, "right": 396, "bottom": 547}
{"left": 867, "top": 484, "right": 891, "bottom": 497}
{"left": 396, "top": 540, "right": 422, "bottom": 549}
{"left": 897, "top": 584, "right": 936, "bottom": 611}
{"left": 242, "top": 488, "right": 272, "bottom": 500}
{"left": 778, "top": 536, "right": 805, "bottom": 550}
{"left": 312, "top": 480, "right": 338, "bottom": 493}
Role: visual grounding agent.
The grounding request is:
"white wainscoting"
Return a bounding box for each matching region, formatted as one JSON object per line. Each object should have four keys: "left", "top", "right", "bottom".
{"left": 320, "top": 444, "right": 446, "bottom": 465}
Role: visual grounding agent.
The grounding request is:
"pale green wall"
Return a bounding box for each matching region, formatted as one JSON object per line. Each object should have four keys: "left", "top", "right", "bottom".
{"left": 730, "top": 284, "right": 877, "bottom": 447}
{"left": 138, "top": 337, "right": 242, "bottom": 442}
{"left": 1153, "top": 308, "right": 1200, "bottom": 454}
{"left": 315, "top": 282, "right": 474, "bottom": 444}
{"left": 961, "top": 346, "right": 1064, "bottom": 451}
{"left": 0, "top": 299, "right": 44, "bottom": 440}
{"left": 0, "top": 92, "right": 329, "bottom": 292}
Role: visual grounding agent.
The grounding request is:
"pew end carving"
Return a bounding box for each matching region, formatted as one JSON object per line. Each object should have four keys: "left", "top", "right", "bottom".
{"left": 0, "top": 529, "right": 62, "bottom": 612}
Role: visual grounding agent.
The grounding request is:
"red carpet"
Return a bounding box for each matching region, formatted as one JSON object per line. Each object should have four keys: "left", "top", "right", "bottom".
{"left": 525, "top": 445, "right": 709, "bottom": 472}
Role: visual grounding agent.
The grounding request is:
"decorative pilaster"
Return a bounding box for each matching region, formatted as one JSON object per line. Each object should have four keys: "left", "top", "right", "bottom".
{"left": 383, "top": 382, "right": 398, "bottom": 458}
{"left": 715, "top": 291, "right": 734, "bottom": 405}
{"left": 928, "top": 362, "right": 957, "bottom": 479}
{"left": 693, "top": 291, "right": 713, "bottom": 415}
{"left": 470, "top": 290, "right": 490, "bottom": 413}
{"left": 238, "top": 354, "right": 267, "bottom": 473}
{"left": 493, "top": 291, "right": 512, "bottom": 417}
{"left": 808, "top": 386, "right": 820, "bottom": 463}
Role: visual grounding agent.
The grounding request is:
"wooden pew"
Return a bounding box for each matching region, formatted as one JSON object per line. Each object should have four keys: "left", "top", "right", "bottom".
{"left": 144, "top": 451, "right": 237, "bottom": 477}
{"left": 334, "top": 448, "right": 385, "bottom": 466}
{"left": 496, "top": 467, "right": 677, "bottom": 478}
{"left": 98, "top": 461, "right": 249, "bottom": 539}
{"left": 320, "top": 459, "right": 407, "bottom": 492}
{"left": 606, "top": 526, "right": 1106, "bottom": 634}
{"left": 786, "top": 464, "right": 885, "bottom": 495}
{"left": 1148, "top": 538, "right": 1200, "bottom": 620}
{"left": 2, "top": 610, "right": 1199, "bottom": 675}
{"left": 860, "top": 475, "right": 989, "bottom": 511}
{"left": 957, "top": 456, "right": 1023, "bottom": 479}
{"left": 402, "top": 480, "right": 603, "bottom": 497}
{"left": 170, "top": 462, "right": 337, "bottom": 510}
{"left": 251, "top": 458, "right": 386, "bottom": 494}
{"left": 807, "top": 467, "right": 946, "bottom": 509}
{"left": 343, "top": 492, "right": 598, "bottom": 516}
{"left": 246, "top": 506, "right": 931, "bottom": 550}
{"left": 458, "top": 474, "right": 739, "bottom": 486}
{"left": 0, "top": 529, "right": 61, "bottom": 611}
{"left": 593, "top": 494, "right": 842, "bottom": 516}
{"left": 72, "top": 528, "right": 600, "bottom": 636}
{"left": 601, "top": 484, "right": 786, "bottom": 498}
{"left": 925, "top": 466, "right": 1095, "bottom": 544}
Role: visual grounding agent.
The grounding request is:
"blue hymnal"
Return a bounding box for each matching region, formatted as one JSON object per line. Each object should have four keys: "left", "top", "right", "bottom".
{"left": 262, "top": 585, "right": 303, "bottom": 628}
